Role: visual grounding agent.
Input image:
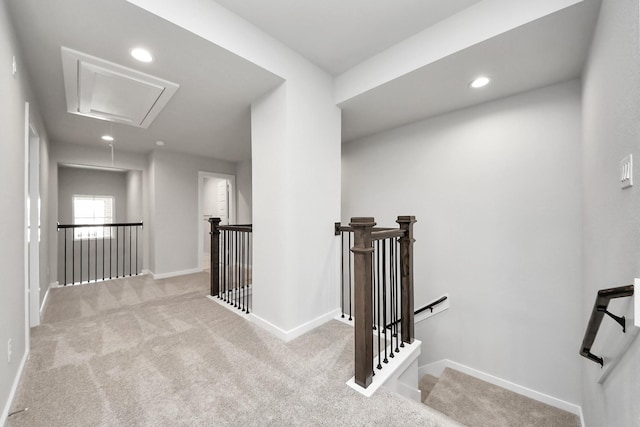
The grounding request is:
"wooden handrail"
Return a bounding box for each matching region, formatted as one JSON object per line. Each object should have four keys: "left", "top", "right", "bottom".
{"left": 371, "top": 229, "right": 405, "bottom": 240}
{"left": 58, "top": 221, "right": 143, "bottom": 229}
{"left": 580, "top": 284, "right": 634, "bottom": 367}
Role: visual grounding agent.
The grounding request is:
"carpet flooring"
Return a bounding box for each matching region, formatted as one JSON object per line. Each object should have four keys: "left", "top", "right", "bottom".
{"left": 9, "top": 273, "right": 462, "bottom": 426}
{"left": 423, "top": 368, "right": 580, "bottom": 427}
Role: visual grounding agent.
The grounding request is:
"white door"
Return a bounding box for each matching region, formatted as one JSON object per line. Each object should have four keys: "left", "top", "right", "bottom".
{"left": 217, "top": 180, "right": 229, "bottom": 225}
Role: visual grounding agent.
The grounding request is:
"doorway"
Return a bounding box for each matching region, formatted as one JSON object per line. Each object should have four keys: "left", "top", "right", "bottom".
{"left": 198, "top": 172, "right": 236, "bottom": 271}
{"left": 26, "top": 104, "right": 41, "bottom": 328}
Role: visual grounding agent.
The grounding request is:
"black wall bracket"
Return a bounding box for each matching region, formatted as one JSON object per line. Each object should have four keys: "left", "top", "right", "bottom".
{"left": 597, "top": 306, "right": 626, "bottom": 333}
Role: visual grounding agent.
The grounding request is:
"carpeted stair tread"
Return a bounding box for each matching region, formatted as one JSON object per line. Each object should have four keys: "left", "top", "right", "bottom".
{"left": 424, "top": 368, "right": 580, "bottom": 427}
{"left": 419, "top": 373, "right": 438, "bottom": 402}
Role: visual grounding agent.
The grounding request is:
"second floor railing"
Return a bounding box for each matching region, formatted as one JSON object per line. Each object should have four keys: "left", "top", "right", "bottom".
{"left": 57, "top": 222, "right": 143, "bottom": 286}
{"left": 336, "top": 216, "right": 416, "bottom": 389}
{"left": 208, "top": 218, "right": 253, "bottom": 314}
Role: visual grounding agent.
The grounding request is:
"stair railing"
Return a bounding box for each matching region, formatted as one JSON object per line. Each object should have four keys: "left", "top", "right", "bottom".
{"left": 209, "top": 217, "right": 253, "bottom": 313}
{"left": 337, "top": 216, "right": 416, "bottom": 389}
{"left": 580, "top": 284, "right": 634, "bottom": 367}
{"left": 57, "top": 221, "right": 143, "bottom": 285}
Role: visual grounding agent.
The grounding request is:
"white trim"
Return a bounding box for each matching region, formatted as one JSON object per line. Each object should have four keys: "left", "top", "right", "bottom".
{"left": 418, "top": 359, "right": 582, "bottom": 417}
{"left": 40, "top": 284, "right": 53, "bottom": 319}
{"left": 150, "top": 268, "right": 202, "bottom": 280}
{"left": 1, "top": 349, "right": 29, "bottom": 426}
{"left": 347, "top": 339, "right": 421, "bottom": 397}
{"left": 23, "top": 102, "right": 30, "bottom": 353}
{"left": 250, "top": 308, "right": 342, "bottom": 342}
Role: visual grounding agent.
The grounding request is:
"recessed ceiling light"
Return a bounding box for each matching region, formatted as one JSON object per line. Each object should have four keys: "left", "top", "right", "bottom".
{"left": 469, "top": 76, "right": 491, "bottom": 89}
{"left": 101, "top": 135, "right": 114, "bottom": 142}
{"left": 156, "top": 140, "right": 165, "bottom": 147}
{"left": 131, "top": 47, "right": 153, "bottom": 63}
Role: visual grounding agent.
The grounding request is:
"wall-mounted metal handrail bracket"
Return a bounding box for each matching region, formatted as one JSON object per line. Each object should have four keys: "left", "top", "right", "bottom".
{"left": 580, "top": 284, "right": 634, "bottom": 368}
{"left": 596, "top": 306, "right": 626, "bottom": 333}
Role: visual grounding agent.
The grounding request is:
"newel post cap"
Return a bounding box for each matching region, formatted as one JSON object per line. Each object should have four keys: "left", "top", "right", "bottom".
{"left": 349, "top": 217, "right": 376, "bottom": 228}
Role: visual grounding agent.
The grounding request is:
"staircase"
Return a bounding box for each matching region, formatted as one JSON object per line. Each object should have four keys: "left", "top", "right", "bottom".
{"left": 418, "top": 368, "right": 580, "bottom": 427}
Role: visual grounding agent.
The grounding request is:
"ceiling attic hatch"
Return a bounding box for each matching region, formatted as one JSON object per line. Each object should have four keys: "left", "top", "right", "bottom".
{"left": 61, "top": 47, "right": 179, "bottom": 128}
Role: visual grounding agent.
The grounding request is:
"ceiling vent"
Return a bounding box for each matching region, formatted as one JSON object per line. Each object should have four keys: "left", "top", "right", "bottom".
{"left": 61, "top": 47, "right": 179, "bottom": 128}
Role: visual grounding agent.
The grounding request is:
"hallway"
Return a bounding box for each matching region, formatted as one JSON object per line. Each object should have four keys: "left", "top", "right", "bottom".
{"left": 8, "top": 274, "right": 458, "bottom": 426}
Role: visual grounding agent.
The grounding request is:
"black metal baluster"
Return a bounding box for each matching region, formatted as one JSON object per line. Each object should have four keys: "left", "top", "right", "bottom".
{"left": 348, "top": 231, "right": 353, "bottom": 321}
{"left": 395, "top": 238, "right": 400, "bottom": 353}
{"left": 242, "top": 231, "right": 247, "bottom": 312}
{"left": 376, "top": 240, "right": 382, "bottom": 370}
{"left": 135, "top": 226, "right": 138, "bottom": 275}
{"left": 235, "top": 231, "right": 239, "bottom": 308}
{"left": 116, "top": 226, "right": 119, "bottom": 278}
{"left": 247, "top": 232, "right": 251, "bottom": 314}
{"left": 372, "top": 240, "right": 377, "bottom": 331}
{"left": 64, "top": 229, "right": 67, "bottom": 285}
{"left": 341, "top": 231, "right": 345, "bottom": 318}
{"left": 129, "top": 226, "right": 132, "bottom": 276}
{"left": 222, "top": 229, "right": 226, "bottom": 300}
{"left": 72, "top": 229, "right": 75, "bottom": 285}
{"left": 383, "top": 239, "right": 388, "bottom": 364}
{"left": 388, "top": 237, "right": 394, "bottom": 354}
{"left": 109, "top": 226, "right": 112, "bottom": 279}
{"left": 102, "top": 225, "right": 107, "bottom": 281}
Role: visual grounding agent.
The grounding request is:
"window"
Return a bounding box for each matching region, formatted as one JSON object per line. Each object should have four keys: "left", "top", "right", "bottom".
{"left": 73, "top": 195, "right": 114, "bottom": 239}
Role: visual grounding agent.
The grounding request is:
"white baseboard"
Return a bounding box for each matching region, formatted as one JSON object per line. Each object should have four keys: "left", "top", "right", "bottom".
{"left": 150, "top": 268, "right": 202, "bottom": 280}
{"left": 250, "top": 308, "right": 342, "bottom": 342}
{"left": 347, "top": 339, "right": 422, "bottom": 397}
{"left": 418, "top": 359, "right": 583, "bottom": 421}
{"left": 1, "top": 349, "right": 29, "bottom": 426}
{"left": 40, "top": 284, "right": 54, "bottom": 319}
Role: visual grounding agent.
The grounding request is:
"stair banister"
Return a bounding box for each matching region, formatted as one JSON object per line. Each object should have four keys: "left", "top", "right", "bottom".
{"left": 350, "top": 217, "right": 376, "bottom": 389}
{"left": 397, "top": 216, "right": 416, "bottom": 344}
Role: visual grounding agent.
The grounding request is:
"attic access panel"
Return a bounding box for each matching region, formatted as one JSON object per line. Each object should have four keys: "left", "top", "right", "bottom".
{"left": 61, "top": 47, "right": 179, "bottom": 128}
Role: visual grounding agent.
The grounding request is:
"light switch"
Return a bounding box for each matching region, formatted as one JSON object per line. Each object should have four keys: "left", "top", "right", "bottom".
{"left": 620, "top": 155, "right": 633, "bottom": 189}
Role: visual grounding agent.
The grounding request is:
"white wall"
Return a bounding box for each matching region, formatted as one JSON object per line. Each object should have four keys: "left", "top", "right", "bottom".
{"left": 236, "top": 158, "right": 252, "bottom": 223}
{"left": 149, "top": 149, "right": 235, "bottom": 276}
{"left": 126, "top": 169, "right": 143, "bottom": 223}
{"left": 342, "top": 80, "right": 583, "bottom": 405}
{"left": 0, "top": 1, "right": 51, "bottom": 421}
{"left": 129, "top": 0, "right": 342, "bottom": 335}
{"left": 581, "top": 1, "right": 640, "bottom": 426}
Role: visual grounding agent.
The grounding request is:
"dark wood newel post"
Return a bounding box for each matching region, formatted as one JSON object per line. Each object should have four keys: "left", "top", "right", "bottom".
{"left": 209, "top": 217, "right": 221, "bottom": 297}
{"left": 397, "top": 216, "right": 416, "bottom": 344}
{"left": 350, "top": 217, "right": 376, "bottom": 388}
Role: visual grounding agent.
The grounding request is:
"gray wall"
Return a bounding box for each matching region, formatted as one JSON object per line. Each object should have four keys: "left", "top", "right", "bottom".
{"left": 236, "top": 158, "right": 252, "bottom": 223}
{"left": 149, "top": 149, "right": 235, "bottom": 275}
{"left": 49, "top": 142, "right": 149, "bottom": 281}
{"left": 57, "top": 166, "right": 128, "bottom": 224}
{"left": 581, "top": 0, "right": 640, "bottom": 426}
{"left": 342, "top": 80, "right": 583, "bottom": 405}
{"left": 126, "top": 170, "right": 143, "bottom": 223}
{"left": 0, "top": 0, "right": 51, "bottom": 419}
{"left": 56, "top": 166, "right": 129, "bottom": 284}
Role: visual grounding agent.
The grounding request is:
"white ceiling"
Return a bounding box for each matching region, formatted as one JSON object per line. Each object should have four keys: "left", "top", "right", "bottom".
{"left": 7, "top": 0, "right": 601, "bottom": 161}
{"left": 213, "top": 0, "right": 483, "bottom": 75}
{"left": 340, "top": 0, "right": 601, "bottom": 142}
{"left": 8, "top": 0, "right": 283, "bottom": 162}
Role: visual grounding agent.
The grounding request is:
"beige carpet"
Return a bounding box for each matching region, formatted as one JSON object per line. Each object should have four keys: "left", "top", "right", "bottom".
{"left": 424, "top": 368, "right": 580, "bottom": 427}
{"left": 9, "top": 273, "right": 461, "bottom": 426}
